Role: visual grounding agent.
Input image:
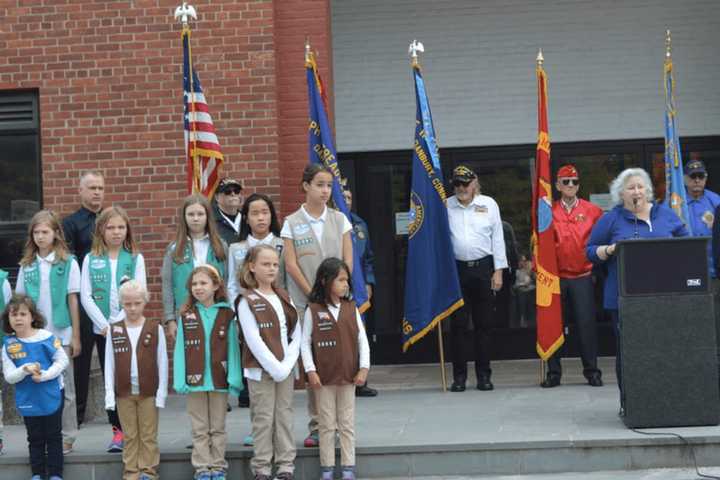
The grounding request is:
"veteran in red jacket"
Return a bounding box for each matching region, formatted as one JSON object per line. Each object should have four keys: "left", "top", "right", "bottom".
{"left": 541, "top": 164, "right": 604, "bottom": 388}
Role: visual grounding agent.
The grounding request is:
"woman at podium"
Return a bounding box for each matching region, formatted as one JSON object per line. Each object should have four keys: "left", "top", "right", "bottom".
{"left": 586, "top": 167, "right": 688, "bottom": 413}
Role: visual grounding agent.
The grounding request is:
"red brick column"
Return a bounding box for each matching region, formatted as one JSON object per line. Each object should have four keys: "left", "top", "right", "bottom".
{"left": 273, "top": 0, "right": 333, "bottom": 217}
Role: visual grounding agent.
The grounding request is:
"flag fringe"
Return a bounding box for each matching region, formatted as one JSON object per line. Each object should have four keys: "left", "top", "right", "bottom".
{"left": 402, "top": 299, "right": 464, "bottom": 353}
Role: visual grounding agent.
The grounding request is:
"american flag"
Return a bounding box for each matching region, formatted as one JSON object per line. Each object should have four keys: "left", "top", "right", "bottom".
{"left": 183, "top": 29, "right": 223, "bottom": 197}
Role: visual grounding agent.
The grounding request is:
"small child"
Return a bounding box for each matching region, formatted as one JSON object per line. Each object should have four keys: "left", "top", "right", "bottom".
{"left": 2, "top": 294, "right": 69, "bottom": 480}
{"left": 173, "top": 265, "right": 243, "bottom": 480}
{"left": 237, "top": 245, "right": 300, "bottom": 480}
{"left": 104, "top": 280, "right": 168, "bottom": 480}
{"left": 301, "top": 258, "right": 370, "bottom": 480}
{"left": 0, "top": 267, "right": 12, "bottom": 455}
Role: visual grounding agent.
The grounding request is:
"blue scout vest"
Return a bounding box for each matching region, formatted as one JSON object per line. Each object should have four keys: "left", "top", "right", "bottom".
{"left": 172, "top": 241, "right": 226, "bottom": 311}
{"left": 3, "top": 334, "right": 63, "bottom": 416}
{"left": 0, "top": 269, "right": 7, "bottom": 342}
{"left": 89, "top": 250, "right": 138, "bottom": 318}
{"left": 23, "top": 256, "right": 75, "bottom": 330}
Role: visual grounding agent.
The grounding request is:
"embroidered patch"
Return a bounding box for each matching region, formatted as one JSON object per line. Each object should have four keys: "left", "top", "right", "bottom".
{"left": 90, "top": 258, "right": 107, "bottom": 269}
{"left": 294, "top": 237, "right": 314, "bottom": 248}
{"left": 187, "top": 374, "right": 202, "bottom": 385}
{"left": 575, "top": 213, "right": 586, "bottom": 223}
{"left": 234, "top": 249, "right": 247, "bottom": 261}
{"left": 247, "top": 293, "right": 260, "bottom": 301}
{"left": 317, "top": 340, "right": 337, "bottom": 348}
{"left": 318, "top": 320, "right": 334, "bottom": 331}
{"left": 703, "top": 211, "right": 714, "bottom": 229}
{"left": 113, "top": 325, "right": 124, "bottom": 334}
{"left": 318, "top": 312, "right": 330, "bottom": 320}
{"left": 294, "top": 223, "right": 311, "bottom": 235}
{"left": 6, "top": 342, "right": 22, "bottom": 354}
{"left": 53, "top": 338, "right": 62, "bottom": 349}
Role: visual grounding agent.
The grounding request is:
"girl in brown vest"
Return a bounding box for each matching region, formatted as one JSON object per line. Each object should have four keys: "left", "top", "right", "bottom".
{"left": 281, "top": 163, "right": 354, "bottom": 448}
{"left": 237, "top": 245, "right": 300, "bottom": 480}
{"left": 104, "top": 280, "right": 167, "bottom": 480}
{"left": 172, "top": 265, "right": 243, "bottom": 480}
{"left": 300, "top": 258, "right": 370, "bottom": 480}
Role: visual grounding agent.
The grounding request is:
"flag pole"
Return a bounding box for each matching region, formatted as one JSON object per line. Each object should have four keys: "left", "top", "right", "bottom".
{"left": 536, "top": 48, "right": 547, "bottom": 386}
{"left": 409, "top": 40, "right": 447, "bottom": 392}
{"left": 175, "top": 2, "right": 199, "bottom": 193}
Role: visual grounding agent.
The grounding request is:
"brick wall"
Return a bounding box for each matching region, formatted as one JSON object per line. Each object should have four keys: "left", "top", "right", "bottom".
{"left": 0, "top": 0, "right": 298, "bottom": 316}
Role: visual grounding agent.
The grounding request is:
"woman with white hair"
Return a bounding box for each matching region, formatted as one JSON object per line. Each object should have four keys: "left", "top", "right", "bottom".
{"left": 586, "top": 167, "right": 688, "bottom": 413}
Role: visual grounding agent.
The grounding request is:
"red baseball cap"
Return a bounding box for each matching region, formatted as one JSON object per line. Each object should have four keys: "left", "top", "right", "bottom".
{"left": 557, "top": 164, "right": 579, "bottom": 179}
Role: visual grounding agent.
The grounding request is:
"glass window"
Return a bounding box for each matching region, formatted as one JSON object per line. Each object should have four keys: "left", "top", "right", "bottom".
{"left": 0, "top": 91, "right": 41, "bottom": 273}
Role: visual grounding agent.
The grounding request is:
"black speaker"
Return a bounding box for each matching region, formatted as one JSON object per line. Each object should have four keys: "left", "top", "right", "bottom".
{"left": 617, "top": 237, "right": 709, "bottom": 296}
{"left": 620, "top": 293, "right": 719, "bottom": 428}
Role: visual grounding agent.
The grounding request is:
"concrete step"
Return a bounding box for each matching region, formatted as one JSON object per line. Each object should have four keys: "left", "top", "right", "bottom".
{"left": 374, "top": 469, "right": 720, "bottom": 480}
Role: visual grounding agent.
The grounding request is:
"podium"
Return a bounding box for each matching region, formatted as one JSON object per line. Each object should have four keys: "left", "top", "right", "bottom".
{"left": 617, "top": 237, "right": 719, "bottom": 428}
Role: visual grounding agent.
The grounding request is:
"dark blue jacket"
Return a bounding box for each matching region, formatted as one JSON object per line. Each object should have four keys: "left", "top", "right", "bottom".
{"left": 586, "top": 203, "right": 688, "bottom": 310}
{"left": 349, "top": 212, "right": 375, "bottom": 285}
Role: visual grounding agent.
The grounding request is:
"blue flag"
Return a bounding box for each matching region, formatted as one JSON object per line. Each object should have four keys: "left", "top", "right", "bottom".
{"left": 663, "top": 54, "right": 692, "bottom": 233}
{"left": 402, "top": 64, "right": 464, "bottom": 352}
{"left": 306, "top": 52, "right": 370, "bottom": 312}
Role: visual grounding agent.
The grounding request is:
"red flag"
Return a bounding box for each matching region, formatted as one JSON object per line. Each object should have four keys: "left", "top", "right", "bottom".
{"left": 531, "top": 61, "right": 564, "bottom": 360}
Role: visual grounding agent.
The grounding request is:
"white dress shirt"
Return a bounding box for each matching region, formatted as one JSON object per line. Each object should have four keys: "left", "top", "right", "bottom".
{"left": 300, "top": 303, "right": 370, "bottom": 373}
{"left": 80, "top": 253, "right": 147, "bottom": 334}
{"left": 447, "top": 194, "right": 508, "bottom": 269}
{"left": 237, "top": 289, "right": 301, "bottom": 382}
{"left": 103, "top": 315, "right": 169, "bottom": 410}
{"left": 191, "top": 235, "right": 210, "bottom": 266}
{"left": 15, "top": 253, "right": 81, "bottom": 346}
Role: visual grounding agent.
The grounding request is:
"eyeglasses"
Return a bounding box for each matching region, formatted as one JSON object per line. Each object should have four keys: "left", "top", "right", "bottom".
{"left": 689, "top": 173, "right": 707, "bottom": 180}
{"left": 452, "top": 179, "right": 472, "bottom": 188}
{"left": 223, "top": 188, "right": 242, "bottom": 195}
{"left": 560, "top": 179, "right": 579, "bottom": 186}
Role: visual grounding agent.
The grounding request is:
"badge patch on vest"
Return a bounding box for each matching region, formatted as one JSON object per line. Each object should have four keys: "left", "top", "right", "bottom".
{"left": 318, "top": 320, "right": 334, "bottom": 331}
{"left": 143, "top": 333, "right": 153, "bottom": 346}
{"left": 317, "top": 340, "right": 337, "bottom": 348}
{"left": 53, "top": 338, "right": 62, "bottom": 349}
{"left": 294, "top": 223, "right": 311, "bottom": 235}
{"left": 113, "top": 326, "right": 124, "bottom": 334}
{"left": 91, "top": 258, "right": 107, "bottom": 269}
{"left": 703, "top": 211, "right": 714, "bottom": 229}
{"left": 294, "top": 238, "right": 314, "bottom": 248}
{"left": 258, "top": 322, "right": 273, "bottom": 329}
{"left": 234, "top": 249, "right": 247, "bottom": 261}
{"left": 318, "top": 312, "right": 330, "bottom": 320}
{"left": 6, "top": 342, "right": 22, "bottom": 355}
{"left": 221, "top": 360, "right": 227, "bottom": 373}
{"left": 187, "top": 374, "right": 202, "bottom": 385}
{"left": 247, "top": 293, "right": 260, "bottom": 301}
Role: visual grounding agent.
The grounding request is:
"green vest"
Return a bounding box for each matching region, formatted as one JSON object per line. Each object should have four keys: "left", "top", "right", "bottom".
{"left": 172, "top": 241, "right": 226, "bottom": 311}
{"left": 89, "top": 250, "right": 138, "bottom": 319}
{"left": 0, "top": 269, "right": 7, "bottom": 341}
{"left": 23, "top": 256, "right": 75, "bottom": 330}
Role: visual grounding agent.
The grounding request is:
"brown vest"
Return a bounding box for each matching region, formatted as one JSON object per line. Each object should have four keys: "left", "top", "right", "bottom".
{"left": 309, "top": 300, "right": 359, "bottom": 385}
{"left": 240, "top": 287, "right": 298, "bottom": 371}
{"left": 182, "top": 306, "right": 232, "bottom": 389}
{"left": 111, "top": 319, "right": 160, "bottom": 398}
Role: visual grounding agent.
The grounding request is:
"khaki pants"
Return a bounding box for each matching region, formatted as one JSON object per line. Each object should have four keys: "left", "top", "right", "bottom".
{"left": 316, "top": 384, "right": 355, "bottom": 467}
{"left": 249, "top": 372, "right": 296, "bottom": 475}
{"left": 187, "top": 391, "right": 229, "bottom": 473}
{"left": 61, "top": 346, "right": 78, "bottom": 445}
{"left": 307, "top": 387, "right": 319, "bottom": 433}
{"left": 117, "top": 395, "right": 159, "bottom": 480}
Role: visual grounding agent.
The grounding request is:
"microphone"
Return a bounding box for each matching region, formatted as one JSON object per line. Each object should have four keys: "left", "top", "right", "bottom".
{"left": 632, "top": 198, "right": 639, "bottom": 238}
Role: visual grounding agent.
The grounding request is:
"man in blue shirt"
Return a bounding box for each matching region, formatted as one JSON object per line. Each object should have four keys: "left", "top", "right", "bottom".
{"left": 685, "top": 160, "right": 720, "bottom": 279}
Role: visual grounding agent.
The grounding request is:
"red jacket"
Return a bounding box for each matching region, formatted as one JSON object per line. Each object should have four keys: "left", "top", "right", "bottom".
{"left": 552, "top": 198, "right": 602, "bottom": 278}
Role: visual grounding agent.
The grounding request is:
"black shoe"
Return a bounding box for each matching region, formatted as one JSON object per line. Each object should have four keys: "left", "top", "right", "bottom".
{"left": 540, "top": 375, "right": 561, "bottom": 388}
{"left": 238, "top": 396, "right": 250, "bottom": 408}
{"left": 450, "top": 381, "right": 466, "bottom": 392}
{"left": 588, "top": 374, "right": 603, "bottom": 387}
{"left": 355, "top": 385, "right": 378, "bottom": 397}
{"left": 477, "top": 377, "right": 494, "bottom": 391}
{"left": 227, "top": 403, "right": 232, "bottom": 412}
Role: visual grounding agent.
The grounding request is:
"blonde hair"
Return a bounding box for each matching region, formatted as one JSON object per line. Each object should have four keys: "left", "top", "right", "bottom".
{"left": 172, "top": 194, "right": 226, "bottom": 264}
{"left": 91, "top": 206, "right": 138, "bottom": 256}
{"left": 238, "top": 244, "right": 279, "bottom": 290}
{"left": 180, "top": 265, "right": 228, "bottom": 314}
{"left": 119, "top": 279, "right": 149, "bottom": 303}
{"left": 20, "top": 210, "right": 70, "bottom": 267}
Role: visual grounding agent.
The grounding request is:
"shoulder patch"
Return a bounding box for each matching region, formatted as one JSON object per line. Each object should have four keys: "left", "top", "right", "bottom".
{"left": 53, "top": 338, "right": 62, "bottom": 349}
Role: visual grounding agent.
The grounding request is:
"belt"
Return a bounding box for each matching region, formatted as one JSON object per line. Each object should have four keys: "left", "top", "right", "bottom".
{"left": 457, "top": 257, "right": 491, "bottom": 268}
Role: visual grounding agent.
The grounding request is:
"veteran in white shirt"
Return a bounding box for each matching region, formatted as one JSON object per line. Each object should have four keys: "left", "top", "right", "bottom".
{"left": 446, "top": 165, "right": 507, "bottom": 393}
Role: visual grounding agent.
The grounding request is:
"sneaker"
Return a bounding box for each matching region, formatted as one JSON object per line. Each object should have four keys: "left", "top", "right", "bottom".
{"left": 211, "top": 471, "right": 226, "bottom": 480}
{"left": 194, "top": 472, "right": 212, "bottom": 480}
{"left": 31, "top": 476, "right": 43, "bottom": 480}
{"left": 341, "top": 466, "right": 356, "bottom": 480}
{"left": 243, "top": 433, "right": 254, "bottom": 446}
{"left": 107, "top": 426, "right": 124, "bottom": 453}
{"left": 320, "top": 467, "right": 334, "bottom": 480}
{"left": 238, "top": 395, "right": 250, "bottom": 408}
{"left": 63, "top": 441, "right": 74, "bottom": 455}
{"left": 275, "top": 472, "right": 294, "bottom": 480}
{"left": 304, "top": 430, "right": 319, "bottom": 447}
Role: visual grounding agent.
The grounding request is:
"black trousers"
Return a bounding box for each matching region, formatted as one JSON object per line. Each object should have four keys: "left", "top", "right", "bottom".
{"left": 73, "top": 309, "right": 96, "bottom": 424}
{"left": 546, "top": 275, "right": 601, "bottom": 379}
{"left": 95, "top": 333, "right": 122, "bottom": 430}
{"left": 24, "top": 396, "right": 64, "bottom": 477}
{"left": 450, "top": 257, "right": 494, "bottom": 382}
